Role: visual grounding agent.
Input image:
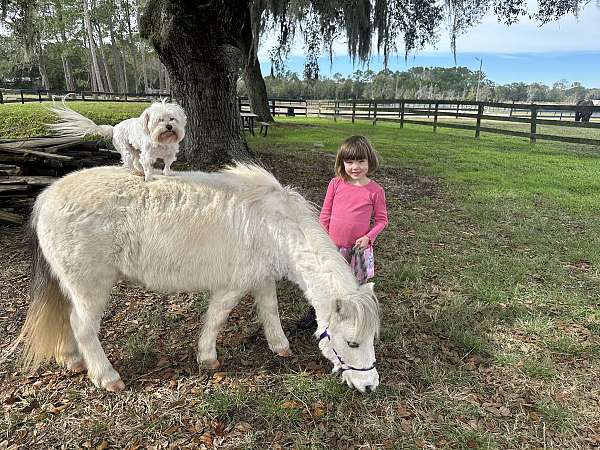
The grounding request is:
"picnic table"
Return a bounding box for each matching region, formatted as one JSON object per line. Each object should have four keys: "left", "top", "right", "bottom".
{"left": 241, "top": 112, "right": 258, "bottom": 135}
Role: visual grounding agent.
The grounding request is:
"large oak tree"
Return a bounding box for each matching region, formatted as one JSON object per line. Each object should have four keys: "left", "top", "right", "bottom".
{"left": 139, "top": 0, "right": 590, "bottom": 163}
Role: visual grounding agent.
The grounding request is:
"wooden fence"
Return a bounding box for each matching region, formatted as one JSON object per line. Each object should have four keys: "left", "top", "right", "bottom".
{"left": 0, "top": 88, "right": 170, "bottom": 104}
{"left": 313, "top": 99, "right": 600, "bottom": 146}
{"left": 238, "top": 97, "right": 308, "bottom": 117}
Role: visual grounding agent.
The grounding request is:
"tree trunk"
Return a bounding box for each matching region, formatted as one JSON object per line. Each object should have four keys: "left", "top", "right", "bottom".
{"left": 136, "top": 1, "right": 150, "bottom": 93}
{"left": 94, "top": 22, "right": 115, "bottom": 93}
{"left": 108, "top": 0, "right": 126, "bottom": 93}
{"left": 158, "top": 62, "right": 165, "bottom": 93}
{"left": 165, "top": 66, "right": 170, "bottom": 94}
{"left": 244, "top": 54, "right": 273, "bottom": 122}
{"left": 239, "top": 2, "right": 273, "bottom": 122}
{"left": 122, "top": 44, "right": 129, "bottom": 93}
{"left": 38, "top": 45, "right": 51, "bottom": 91}
{"left": 140, "top": 42, "right": 149, "bottom": 93}
{"left": 61, "top": 54, "right": 76, "bottom": 91}
{"left": 141, "top": 0, "right": 253, "bottom": 165}
{"left": 54, "top": 0, "right": 76, "bottom": 91}
{"left": 123, "top": 0, "right": 139, "bottom": 92}
{"left": 83, "top": 0, "right": 105, "bottom": 92}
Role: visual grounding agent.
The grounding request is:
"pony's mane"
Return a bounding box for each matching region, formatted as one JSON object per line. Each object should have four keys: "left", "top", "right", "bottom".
{"left": 335, "top": 288, "right": 380, "bottom": 341}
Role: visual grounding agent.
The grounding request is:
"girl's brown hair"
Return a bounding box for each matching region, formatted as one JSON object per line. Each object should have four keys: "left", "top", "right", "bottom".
{"left": 334, "top": 135, "right": 380, "bottom": 181}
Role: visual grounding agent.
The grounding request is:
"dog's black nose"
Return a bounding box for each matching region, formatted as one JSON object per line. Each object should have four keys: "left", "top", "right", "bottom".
{"left": 166, "top": 124, "right": 173, "bottom": 131}
{"left": 364, "top": 385, "right": 373, "bottom": 393}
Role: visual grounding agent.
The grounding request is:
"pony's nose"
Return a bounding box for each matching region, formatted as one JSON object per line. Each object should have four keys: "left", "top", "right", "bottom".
{"left": 166, "top": 124, "right": 173, "bottom": 131}
{"left": 364, "top": 385, "right": 373, "bottom": 393}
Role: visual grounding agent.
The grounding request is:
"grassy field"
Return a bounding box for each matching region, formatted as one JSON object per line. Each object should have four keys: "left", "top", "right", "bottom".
{"left": 1, "top": 106, "right": 600, "bottom": 448}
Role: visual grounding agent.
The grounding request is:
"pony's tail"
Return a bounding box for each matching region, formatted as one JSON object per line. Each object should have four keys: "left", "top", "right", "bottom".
{"left": 1, "top": 218, "right": 72, "bottom": 371}
{"left": 46, "top": 95, "right": 113, "bottom": 139}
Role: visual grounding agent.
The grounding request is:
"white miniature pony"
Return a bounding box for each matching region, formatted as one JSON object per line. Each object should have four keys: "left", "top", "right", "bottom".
{"left": 6, "top": 164, "right": 380, "bottom": 393}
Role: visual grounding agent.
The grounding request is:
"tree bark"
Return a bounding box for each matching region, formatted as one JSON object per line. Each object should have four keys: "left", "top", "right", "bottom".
{"left": 141, "top": 0, "right": 253, "bottom": 165}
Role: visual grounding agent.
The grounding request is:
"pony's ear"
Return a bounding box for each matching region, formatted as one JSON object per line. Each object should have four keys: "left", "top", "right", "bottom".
{"left": 140, "top": 110, "right": 150, "bottom": 133}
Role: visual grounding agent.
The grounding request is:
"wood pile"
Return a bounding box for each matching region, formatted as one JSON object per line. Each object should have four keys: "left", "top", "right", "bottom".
{"left": 0, "top": 136, "right": 120, "bottom": 225}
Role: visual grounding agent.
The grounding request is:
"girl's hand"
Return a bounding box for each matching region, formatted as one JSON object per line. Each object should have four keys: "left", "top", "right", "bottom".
{"left": 355, "top": 236, "right": 370, "bottom": 249}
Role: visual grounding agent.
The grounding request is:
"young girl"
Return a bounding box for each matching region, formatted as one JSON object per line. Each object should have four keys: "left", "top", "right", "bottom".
{"left": 298, "top": 135, "right": 388, "bottom": 329}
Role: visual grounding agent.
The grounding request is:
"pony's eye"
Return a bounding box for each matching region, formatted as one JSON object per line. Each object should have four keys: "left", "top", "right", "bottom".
{"left": 170, "top": 117, "right": 176, "bottom": 121}
{"left": 347, "top": 341, "right": 360, "bottom": 349}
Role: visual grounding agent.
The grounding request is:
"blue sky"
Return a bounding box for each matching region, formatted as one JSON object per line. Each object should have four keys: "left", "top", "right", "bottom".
{"left": 258, "top": 3, "right": 600, "bottom": 88}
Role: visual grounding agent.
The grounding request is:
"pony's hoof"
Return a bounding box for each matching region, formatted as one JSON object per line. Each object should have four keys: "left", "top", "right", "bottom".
{"left": 105, "top": 379, "right": 126, "bottom": 392}
{"left": 67, "top": 360, "right": 87, "bottom": 373}
{"left": 200, "top": 359, "right": 221, "bottom": 370}
{"left": 276, "top": 348, "right": 293, "bottom": 357}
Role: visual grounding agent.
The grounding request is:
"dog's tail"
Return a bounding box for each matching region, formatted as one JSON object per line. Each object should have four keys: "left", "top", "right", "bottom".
{"left": 0, "top": 203, "right": 73, "bottom": 371}
{"left": 46, "top": 95, "right": 113, "bottom": 139}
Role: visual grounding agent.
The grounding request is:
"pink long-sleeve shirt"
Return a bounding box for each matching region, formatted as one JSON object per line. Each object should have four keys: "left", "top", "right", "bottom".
{"left": 319, "top": 177, "right": 388, "bottom": 248}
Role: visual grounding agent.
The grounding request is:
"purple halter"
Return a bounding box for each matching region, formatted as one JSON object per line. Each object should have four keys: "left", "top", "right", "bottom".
{"left": 318, "top": 328, "right": 376, "bottom": 373}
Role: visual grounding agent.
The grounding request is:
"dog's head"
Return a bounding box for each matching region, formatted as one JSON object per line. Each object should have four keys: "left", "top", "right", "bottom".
{"left": 140, "top": 100, "right": 187, "bottom": 145}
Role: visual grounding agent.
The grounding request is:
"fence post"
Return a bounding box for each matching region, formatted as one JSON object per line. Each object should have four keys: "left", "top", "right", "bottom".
{"left": 475, "top": 102, "right": 484, "bottom": 138}
{"left": 433, "top": 102, "right": 439, "bottom": 132}
{"left": 456, "top": 103, "right": 460, "bottom": 118}
{"left": 334, "top": 101, "right": 338, "bottom": 122}
{"left": 427, "top": 103, "right": 431, "bottom": 118}
{"left": 38, "top": 89, "right": 42, "bottom": 103}
{"left": 510, "top": 100, "right": 514, "bottom": 117}
{"left": 352, "top": 101, "right": 356, "bottom": 123}
{"left": 373, "top": 101, "right": 377, "bottom": 125}
{"left": 271, "top": 99, "right": 276, "bottom": 116}
{"left": 400, "top": 101, "right": 405, "bottom": 128}
{"left": 305, "top": 100, "right": 308, "bottom": 117}
{"left": 318, "top": 100, "right": 321, "bottom": 118}
{"left": 81, "top": 91, "right": 85, "bottom": 101}
{"left": 530, "top": 106, "right": 538, "bottom": 143}
{"left": 20, "top": 90, "right": 24, "bottom": 104}
{"left": 124, "top": 92, "right": 128, "bottom": 102}
{"left": 367, "top": 101, "right": 371, "bottom": 119}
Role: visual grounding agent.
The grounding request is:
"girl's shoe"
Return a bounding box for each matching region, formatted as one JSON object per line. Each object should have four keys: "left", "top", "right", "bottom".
{"left": 297, "top": 307, "right": 317, "bottom": 330}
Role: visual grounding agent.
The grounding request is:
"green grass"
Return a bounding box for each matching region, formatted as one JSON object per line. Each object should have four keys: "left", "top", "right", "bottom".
{"left": 0, "top": 101, "right": 148, "bottom": 138}
{"left": 2, "top": 105, "right": 600, "bottom": 448}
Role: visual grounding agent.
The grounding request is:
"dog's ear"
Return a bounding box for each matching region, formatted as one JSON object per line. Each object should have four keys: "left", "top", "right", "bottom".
{"left": 140, "top": 110, "right": 150, "bottom": 133}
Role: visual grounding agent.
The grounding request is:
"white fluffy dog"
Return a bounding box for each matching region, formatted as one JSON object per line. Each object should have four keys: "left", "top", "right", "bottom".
{"left": 48, "top": 98, "right": 187, "bottom": 181}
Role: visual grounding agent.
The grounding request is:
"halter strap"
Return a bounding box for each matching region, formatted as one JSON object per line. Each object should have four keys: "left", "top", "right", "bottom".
{"left": 318, "top": 328, "right": 376, "bottom": 373}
